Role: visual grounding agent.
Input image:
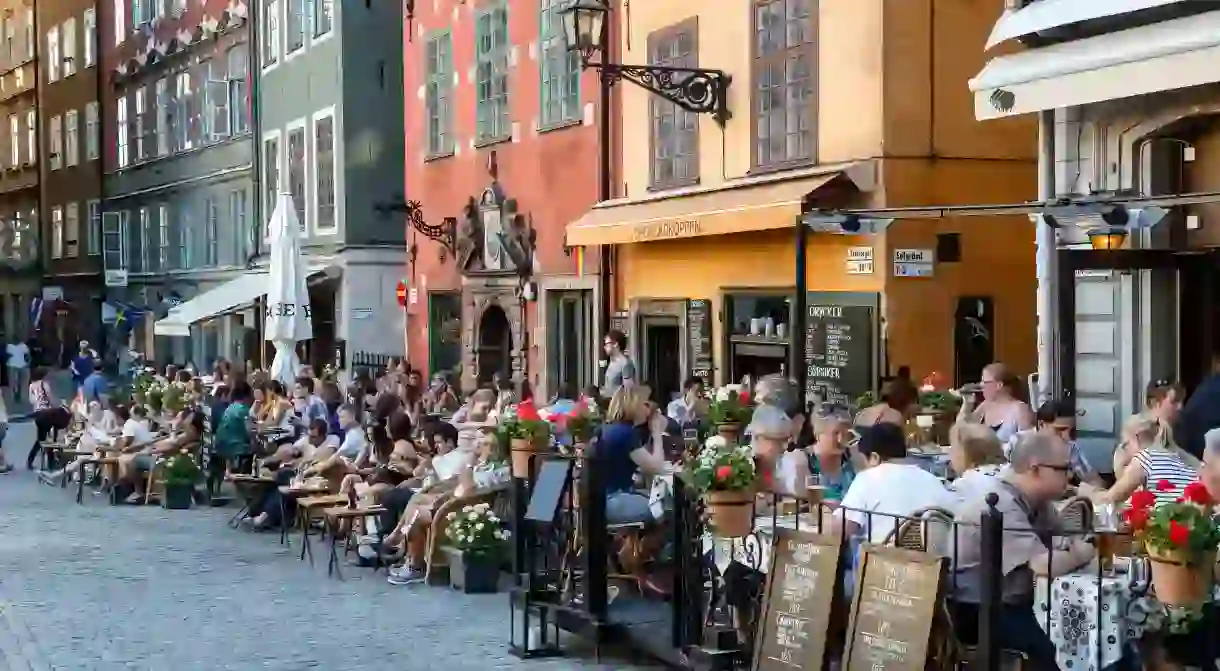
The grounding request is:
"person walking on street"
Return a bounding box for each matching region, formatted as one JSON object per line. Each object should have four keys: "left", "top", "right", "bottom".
{"left": 599, "top": 329, "right": 636, "bottom": 400}
{"left": 25, "top": 368, "right": 68, "bottom": 470}
{"left": 0, "top": 392, "right": 12, "bottom": 473}
{"left": 6, "top": 337, "right": 30, "bottom": 406}
{"left": 69, "top": 341, "right": 94, "bottom": 390}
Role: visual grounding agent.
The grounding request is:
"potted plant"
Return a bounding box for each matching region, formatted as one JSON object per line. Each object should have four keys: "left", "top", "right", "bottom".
{"left": 562, "top": 403, "right": 599, "bottom": 456}
{"left": 505, "top": 416, "right": 552, "bottom": 478}
{"left": 690, "top": 436, "right": 757, "bottom": 537}
{"left": 709, "top": 385, "right": 753, "bottom": 442}
{"left": 442, "top": 502, "right": 507, "bottom": 593}
{"left": 1125, "top": 482, "right": 1220, "bottom": 607}
{"left": 162, "top": 450, "right": 202, "bottom": 510}
{"left": 162, "top": 384, "right": 186, "bottom": 417}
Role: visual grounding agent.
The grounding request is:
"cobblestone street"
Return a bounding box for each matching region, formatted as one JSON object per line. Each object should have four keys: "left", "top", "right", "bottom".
{"left": 0, "top": 423, "right": 656, "bottom": 671}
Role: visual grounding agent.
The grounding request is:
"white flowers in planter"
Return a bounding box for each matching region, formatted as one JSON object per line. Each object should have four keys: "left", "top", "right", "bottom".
{"left": 444, "top": 502, "right": 508, "bottom": 556}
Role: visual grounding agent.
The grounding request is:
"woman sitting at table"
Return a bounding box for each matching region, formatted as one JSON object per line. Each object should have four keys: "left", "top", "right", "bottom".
{"left": 1086, "top": 413, "right": 1200, "bottom": 506}
{"left": 783, "top": 411, "right": 858, "bottom": 503}
{"left": 956, "top": 361, "right": 1035, "bottom": 444}
{"left": 947, "top": 423, "right": 1007, "bottom": 503}
{"left": 255, "top": 381, "right": 294, "bottom": 442}
{"left": 598, "top": 385, "right": 669, "bottom": 525}
{"left": 385, "top": 429, "right": 510, "bottom": 585}
{"left": 214, "top": 380, "right": 255, "bottom": 475}
{"left": 118, "top": 411, "right": 205, "bottom": 503}
{"left": 855, "top": 378, "right": 917, "bottom": 428}
{"left": 38, "top": 400, "right": 126, "bottom": 486}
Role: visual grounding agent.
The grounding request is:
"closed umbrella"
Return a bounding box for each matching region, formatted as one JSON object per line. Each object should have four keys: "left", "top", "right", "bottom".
{"left": 264, "top": 194, "right": 313, "bottom": 386}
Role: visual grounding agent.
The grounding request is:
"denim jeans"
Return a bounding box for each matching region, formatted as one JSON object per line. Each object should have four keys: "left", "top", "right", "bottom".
{"left": 950, "top": 600, "right": 1061, "bottom": 670}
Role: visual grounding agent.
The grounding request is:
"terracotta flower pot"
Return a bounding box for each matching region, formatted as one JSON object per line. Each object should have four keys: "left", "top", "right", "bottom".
{"left": 510, "top": 437, "right": 540, "bottom": 479}
{"left": 1147, "top": 545, "right": 1216, "bottom": 607}
{"left": 704, "top": 489, "right": 754, "bottom": 538}
{"left": 716, "top": 423, "right": 741, "bottom": 443}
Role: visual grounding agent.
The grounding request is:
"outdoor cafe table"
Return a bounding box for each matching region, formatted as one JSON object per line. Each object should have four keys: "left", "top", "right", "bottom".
{"left": 702, "top": 510, "right": 837, "bottom": 574}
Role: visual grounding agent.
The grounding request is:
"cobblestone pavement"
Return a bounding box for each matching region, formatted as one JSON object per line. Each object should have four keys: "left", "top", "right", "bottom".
{"left": 0, "top": 429, "right": 660, "bottom": 671}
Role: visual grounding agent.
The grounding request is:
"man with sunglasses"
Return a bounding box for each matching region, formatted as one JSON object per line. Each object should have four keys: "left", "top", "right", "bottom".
{"left": 1006, "top": 400, "right": 1103, "bottom": 488}
{"left": 951, "top": 432, "right": 1094, "bottom": 669}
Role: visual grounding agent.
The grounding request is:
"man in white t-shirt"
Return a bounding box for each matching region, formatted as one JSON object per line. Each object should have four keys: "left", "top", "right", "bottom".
{"left": 835, "top": 423, "right": 957, "bottom": 545}
{"left": 6, "top": 339, "right": 30, "bottom": 406}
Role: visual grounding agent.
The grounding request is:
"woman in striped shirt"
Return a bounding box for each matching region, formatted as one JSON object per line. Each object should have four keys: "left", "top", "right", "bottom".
{"left": 1088, "top": 413, "right": 1200, "bottom": 506}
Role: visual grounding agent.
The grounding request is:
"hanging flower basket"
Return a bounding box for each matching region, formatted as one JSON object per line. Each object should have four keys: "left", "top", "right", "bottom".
{"left": 505, "top": 418, "right": 552, "bottom": 479}
{"left": 1147, "top": 545, "right": 1216, "bottom": 607}
{"left": 709, "top": 385, "right": 753, "bottom": 444}
{"left": 1124, "top": 481, "right": 1220, "bottom": 608}
{"left": 704, "top": 489, "right": 755, "bottom": 537}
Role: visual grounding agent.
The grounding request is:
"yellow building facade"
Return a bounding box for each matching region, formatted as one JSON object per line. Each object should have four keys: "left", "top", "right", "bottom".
{"left": 567, "top": 0, "right": 1039, "bottom": 405}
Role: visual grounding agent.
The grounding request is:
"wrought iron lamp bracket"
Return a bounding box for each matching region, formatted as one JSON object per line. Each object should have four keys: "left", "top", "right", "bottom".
{"left": 591, "top": 60, "right": 732, "bottom": 126}
{"left": 402, "top": 200, "right": 456, "bottom": 258}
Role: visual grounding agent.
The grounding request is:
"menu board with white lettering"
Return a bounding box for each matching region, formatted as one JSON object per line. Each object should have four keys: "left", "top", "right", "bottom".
{"left": 686, "top": 299, "right": 713, "bottom": 387}
{"left": 844, "top": 545, "right": 945, "bottom": 671}
{"left": 751, "top": 529, "right": 843, "bottom": 671}
{"left": 804, "top": 295, "right": 876, "bottom": 407}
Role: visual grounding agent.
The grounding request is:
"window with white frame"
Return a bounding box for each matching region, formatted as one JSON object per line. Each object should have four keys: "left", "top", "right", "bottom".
{"left": 61, "top": 19, "right": 76, "bottom": 77}
{"left": 49, "top": 115, "right": 63, "bottom": 170}
{"left": 46, "top": 27, "right": 60, "bottom": 83}
{"left": 85, "top": 102, "right": 99, "bottom": 160}
{"left": 50, "top": 206, "right": 63, "bottom": 259}
{"left": 23, "top": 8, "right": 31, "bottom": 59}
{"left": 204, "top": 197, "right": 218, "bottom": 265}
{"left": 262, "top": 132, "right": 280, "bottom": 223}
{"left": 179, "top": 203, "right": 191, "bottom": 268}
{"left": 157, "top": 203, "right": 171, "bottom": 269}
{"left": 228, "top": 46, "right": 249, "bottom": 134}
{"left": 64, "top": 109, "right": 78, "bottom": 166}
{"left": 154, "top": 78, "right": 168, "bottom": 156}
{"left": 187, "top": 67, "right": 202, "bottom": 147}
{"left": 134, "top": 86, "right": 146, "bottom": 160}
{"left": 230, "top": 189, "right": 248, "bottom": 262}
{"left": 138, "top": 206, "right": 151, "bottom": 271}
{"left": 86, "top": 199, "right": 101, "bottom": 256}
{"left": 65, "top": 202, "right": 79, "bottom": 258}
{"left": 206, "top": 59, "right": 229, "bottom": 141}
{"left": 474, "top": 4, "right": 510, "bottom": 143}
{"left": 175, "top": 71, "right": 193, "bottom": 150}
{"left": 13, "top": 68, "right": 21, "bottom": 89}
{"left": 313, "top": 0, "right": 333, "bottom": 38}
{"left": 263, "top": 0, "right": 279, "bottom": 67}
{"left": 287, "top": 123, "right": 306, "bottom": 231}
{"left": 83, "top": 9, "right": 96, "bottom": 68}
{"left": 116, "top": 96, "right": 129, "bottom": 168}
{"left": 4, "top": 14, "right": 13, "bottom": 63}
{"left": 8, "top": 114, "right": 17, "bottom": 166}
{"left": 313, "top": 110, "right": 336, "bottom": 231}
{"left": 101, "top": 210, "right": 128, "bottom": 272}
{"left": 113, "top": 0, "right": 125, "bottom": 46}
{"left": 287, "top": 0, "right": 305, "bottom": 53}
{"left": 25, "top": 109, "right": 34, "bottom": 165}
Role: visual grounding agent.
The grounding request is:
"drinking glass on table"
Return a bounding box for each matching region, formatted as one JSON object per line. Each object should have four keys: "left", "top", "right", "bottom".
{"left": 805, "top": 474, "right": 826, "bottom": 508}
{"left": 1094, "top": 503, "right": 1119, "bottom": 573}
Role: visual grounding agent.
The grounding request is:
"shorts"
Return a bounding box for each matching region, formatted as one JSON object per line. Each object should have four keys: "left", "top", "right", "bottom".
{"left": 133, "top": 454, "right": 157, "bottom": 472}
{"left": 605, "top": 491, "right": 653, "bottom": 525}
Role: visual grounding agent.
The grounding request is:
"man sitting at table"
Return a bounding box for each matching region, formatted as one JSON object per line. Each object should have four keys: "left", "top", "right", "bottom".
{"left": 243, "top": 418, "right": 339, "bottom": 530}
{"left": 951, "top": 431, "right": 1094, "bottom": 670}
{"left": 117, "top": 411, "right": 204, "bottom": 503}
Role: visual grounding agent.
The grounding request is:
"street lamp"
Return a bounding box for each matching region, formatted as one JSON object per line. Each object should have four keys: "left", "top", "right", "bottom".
{"left": 1086, "top": 228, "right": 1129, "bottom": 250}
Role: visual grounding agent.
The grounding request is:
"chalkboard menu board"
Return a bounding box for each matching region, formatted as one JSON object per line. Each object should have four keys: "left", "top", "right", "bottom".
{"left": 686, "top": 299, "right": 713, "bottom": 387}
{"left": 804, "top": 297, "right": 876, "bottom": 407}
{"left": 844, "top": 545, "right": 945, "bottom": 671}
{"left": 751, "top": 529, "right": 843, "bottom": 671}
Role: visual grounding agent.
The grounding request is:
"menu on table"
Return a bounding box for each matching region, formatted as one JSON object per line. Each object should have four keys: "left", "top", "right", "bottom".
{"left": 686, "top": 299, "right": 713, "bottom": 388}
{"left": 844, "top": 545, "right": 945, "bottom": 671}
{"left": 804, "top": 297, "right": 876, "bottom": 408}
{"left": 752, "top": 529, "right": 843, "bottom": 671}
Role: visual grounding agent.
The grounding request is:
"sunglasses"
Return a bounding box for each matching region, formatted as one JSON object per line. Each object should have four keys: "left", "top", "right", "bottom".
{"left": 1037, "top": 462, "right": 1073, "bottom": 473}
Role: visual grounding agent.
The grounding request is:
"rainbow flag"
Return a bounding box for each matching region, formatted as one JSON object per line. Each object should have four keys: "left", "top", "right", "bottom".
{"left": 574, "top": 246, "right": 584, "bottom": 278}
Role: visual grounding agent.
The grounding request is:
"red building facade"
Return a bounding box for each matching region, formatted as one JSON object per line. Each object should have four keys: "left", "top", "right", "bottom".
{"left": 404, "top": 0, "right": 610, "bottom": 397}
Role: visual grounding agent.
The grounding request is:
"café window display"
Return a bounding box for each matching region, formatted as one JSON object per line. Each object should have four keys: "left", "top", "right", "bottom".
{"left": 724, "top": 292, "right": 792, "bottom": 383}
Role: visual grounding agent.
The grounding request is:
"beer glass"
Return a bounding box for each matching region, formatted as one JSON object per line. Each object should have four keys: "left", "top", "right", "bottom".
{"left": 805, "top": 474, "right": 825, "bottom": 509}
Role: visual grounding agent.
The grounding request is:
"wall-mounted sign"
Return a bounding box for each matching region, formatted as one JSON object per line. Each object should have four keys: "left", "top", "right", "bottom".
{"left": 845, "top": 247, "right": 874, "bottom": 275}
{"left": 893, "top": 248, "right": 934, "bottom": 278}
{"left": 104, "top": 269, "right": 128, "bottom": 288}
{"left": 804, "top": 295, "right": 876, "bottom": 407}
{"left": 41, "top": 286, "right": 63, "bottom": 301}
{"left": 631, "top": 219, "right": 702, "bottom": 242}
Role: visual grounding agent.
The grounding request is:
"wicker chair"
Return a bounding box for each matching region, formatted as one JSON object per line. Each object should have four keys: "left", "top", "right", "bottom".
{"left": 423, "top": 487, "right": 508, "bottom": 584}
{"left": 885, "top": 506, "right": 957, "bottom": 554}
{"left": 1058, "top": 495, "right": 1094, "bottom": 533}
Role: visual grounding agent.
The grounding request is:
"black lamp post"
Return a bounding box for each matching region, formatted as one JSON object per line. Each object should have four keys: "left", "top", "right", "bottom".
{"left": 561, "top": 0, "right": 733, "bottom": 340}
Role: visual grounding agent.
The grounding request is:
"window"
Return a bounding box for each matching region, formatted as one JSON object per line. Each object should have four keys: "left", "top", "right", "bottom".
{"left": 287, "top": 123, "right": 306, "bottom": 232}
{"left": 158, "top": 203, "right": 171, "bottom": 269}
{"left": 13, "top": 67, "right": 20, "bottom": 89}
{"left": 313, "top": 0, "right": 333, "bottom": 38}
{"left": 648, "top": 19, "right": 699, "bottom": 189}
{"left": 155, "top": 78, "right": 168, "bottom": 156}
{"left": 85, "top": 102, "right": 99, "bottom": 160}
{"left": 83, "top": 9, "right": 96, "bottom": 68}
{"left": 262, "top": 132, "right": 280, "bottom": 219}
{"left": 172, "top": 0, "right": 186, "bottom": 14}
{"left": 25, "top": 109, "right": 34, "bottom": 164}
{"left": 23, "top": 8, "right": 32, "bottom": 59}
{"left": 474, "top": 5, "right": 510, "bottom": 143}
{"left": 138, "top": 206, "right": 151, "bottom": 272}
{"left": 424, "top": 32, "right": 453, "bottom": 156}
{"left": 102, "top": 210, "right": 128, "bottom": 272}
{"left": 116, "top": 95, "right": 129, "bottom": 167}
{"left": 228, "top": 46, "right": 249, "bottom": 134}
{"left": 64, "top": 109, "right": 79, "bottom": 166}
{"left": 539, "top": 0, "right": 580, "bottom": 126}
{"left": 287, "top": 0, "right": 305, "bottom": 53}
{"left": 51, "top": 206, "right": 63, "bottom": 259}
{"left": 230, "top": 189, "right": 249, "bottom": 262}
{"left": 752, "top": 0, "right": 814, "bottom": 169}
{"left": 263, "top": 0, "right": 279, "bottom": 67}
{"left": 206, "top": 59, "right": 230, "bottom": 141}
{"left": 65, "top": 203, "right": 80, "bottom": 258}
{"left": 62, "top": 19, "right": 76, "bottom": 77}
{"left": 3, "top": 14, "right": 12, "bottom": 62}
{"left": 87, "top": 200, "right": 101, "bottom": 256}
{"left": 178, "top": 204, "right": 191, "bottom": 268}
{"left": 175, "top": 71, "right": 193, "bottom": 150}
{"left": 313, "top": 110, "right": 336, "bottom": 231}
{"left": 49, "top": 115, "right": 63, "bottom": 170}
{"left": 134, "top": 87, "right": 146, "bottom": 160}
{"left": 8, "top": 114, "right": 17, "bottom": 166}
{"left": 46, "top": 27, "right": 59, "bottom": 82}
{"left": 113, "top": 0, "right": 126, "bottom": 47}
{"left": 204, "top": 197, "right": 218, "bottom": 266}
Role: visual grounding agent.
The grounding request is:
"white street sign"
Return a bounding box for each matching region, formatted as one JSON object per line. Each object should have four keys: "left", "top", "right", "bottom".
{"left": 893, "top": 248, "right": 934, "bottom": 278}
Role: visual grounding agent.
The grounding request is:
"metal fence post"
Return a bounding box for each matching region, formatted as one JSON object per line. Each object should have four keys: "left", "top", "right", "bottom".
{"left": 580, "top": 446, "right": 608, "bottom": 622}
{"left": 978, "top": 492, "right": 1003, "bottom": 669}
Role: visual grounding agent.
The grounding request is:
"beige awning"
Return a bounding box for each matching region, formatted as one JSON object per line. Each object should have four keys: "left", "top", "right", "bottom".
{"left": 566, "top": 165, "right": 863, "bottom": 246}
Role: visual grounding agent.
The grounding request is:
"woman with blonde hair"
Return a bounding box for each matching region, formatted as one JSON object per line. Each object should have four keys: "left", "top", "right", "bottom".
{"left": 597, "top": 384, "right": 668, "bottom": 524}
{"left": 957, "top": 362, "right": 1034, "bottom": 444}
{"left": 1088, "top": 413, "right": 1200, "bottom": 507}
{"left": 947, "top": 423, "right": 1006, "bottom": 503}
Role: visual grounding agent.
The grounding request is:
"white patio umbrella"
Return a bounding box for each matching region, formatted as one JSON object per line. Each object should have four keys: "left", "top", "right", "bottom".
{"left": 264, "top": 194, "right": 313, "bottom": 386}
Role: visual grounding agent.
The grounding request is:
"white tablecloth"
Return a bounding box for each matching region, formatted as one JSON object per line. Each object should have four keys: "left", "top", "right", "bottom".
{"left": 1035, "top": 571, "right": 1144, "bottom": 671}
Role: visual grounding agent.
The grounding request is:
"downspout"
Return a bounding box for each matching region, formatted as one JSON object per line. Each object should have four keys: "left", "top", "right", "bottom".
{"left": 1035, "top": 109, "right": 1057, "bottom": 403}
{"left": 95, "top": 1, "right": 108, "bottom": 353}
{"left": 248, "top": 2, "right": 263, "bottom": 265}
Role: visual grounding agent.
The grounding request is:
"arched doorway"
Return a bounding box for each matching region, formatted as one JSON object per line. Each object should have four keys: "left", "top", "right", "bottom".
{"left": 476, "top": 304, "right": 512, "bottom": 384}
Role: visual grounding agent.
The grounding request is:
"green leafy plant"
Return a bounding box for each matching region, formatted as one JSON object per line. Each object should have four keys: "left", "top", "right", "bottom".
{"left": 163, "top": 451, "right": 203, "bottom": 487}
{"left": 690, "top": 437, "right": 757, "bottom": 493}
{"left": 444, "top": 502, "right": 508, "bottom": 559}
{"left": 708, "top": 385, "right": 753, "bottom": 425}
{"left": 1126, "top": 482, "right": 1220, "bottom": 557}
{"left": 505, "top": 418, "right": 551, "bottom": 443}
{"left": 918, "top": 390, "right": 961, "bottom": 412}
{"left": 562, "top": 404, "right": 600, "bottom": 443}
{"left": 162, "top": 384, "right": 186, "bottom": 415}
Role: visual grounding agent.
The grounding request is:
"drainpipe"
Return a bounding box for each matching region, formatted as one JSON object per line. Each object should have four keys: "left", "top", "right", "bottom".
{"left": 1035, "top": 109, "right": 1057, "bottom": 403}
{"left": 94, "top": 3, "right": 108, "bottom": 355}
{"left": 248, "top": 3, "right": 263, "bottom": 263}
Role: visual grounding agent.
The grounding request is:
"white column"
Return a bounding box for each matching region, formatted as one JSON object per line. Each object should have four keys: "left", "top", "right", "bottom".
{"left": 1035, "top": 110, "right": 1058, "bottom": 404}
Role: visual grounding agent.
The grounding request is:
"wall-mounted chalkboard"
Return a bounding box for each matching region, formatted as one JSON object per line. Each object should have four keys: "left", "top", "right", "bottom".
{"left": 686, "top": 299, "right": 713, "bottom": 387}
{"left": 804, "top": 293, "right": 878, "bottom": 408}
